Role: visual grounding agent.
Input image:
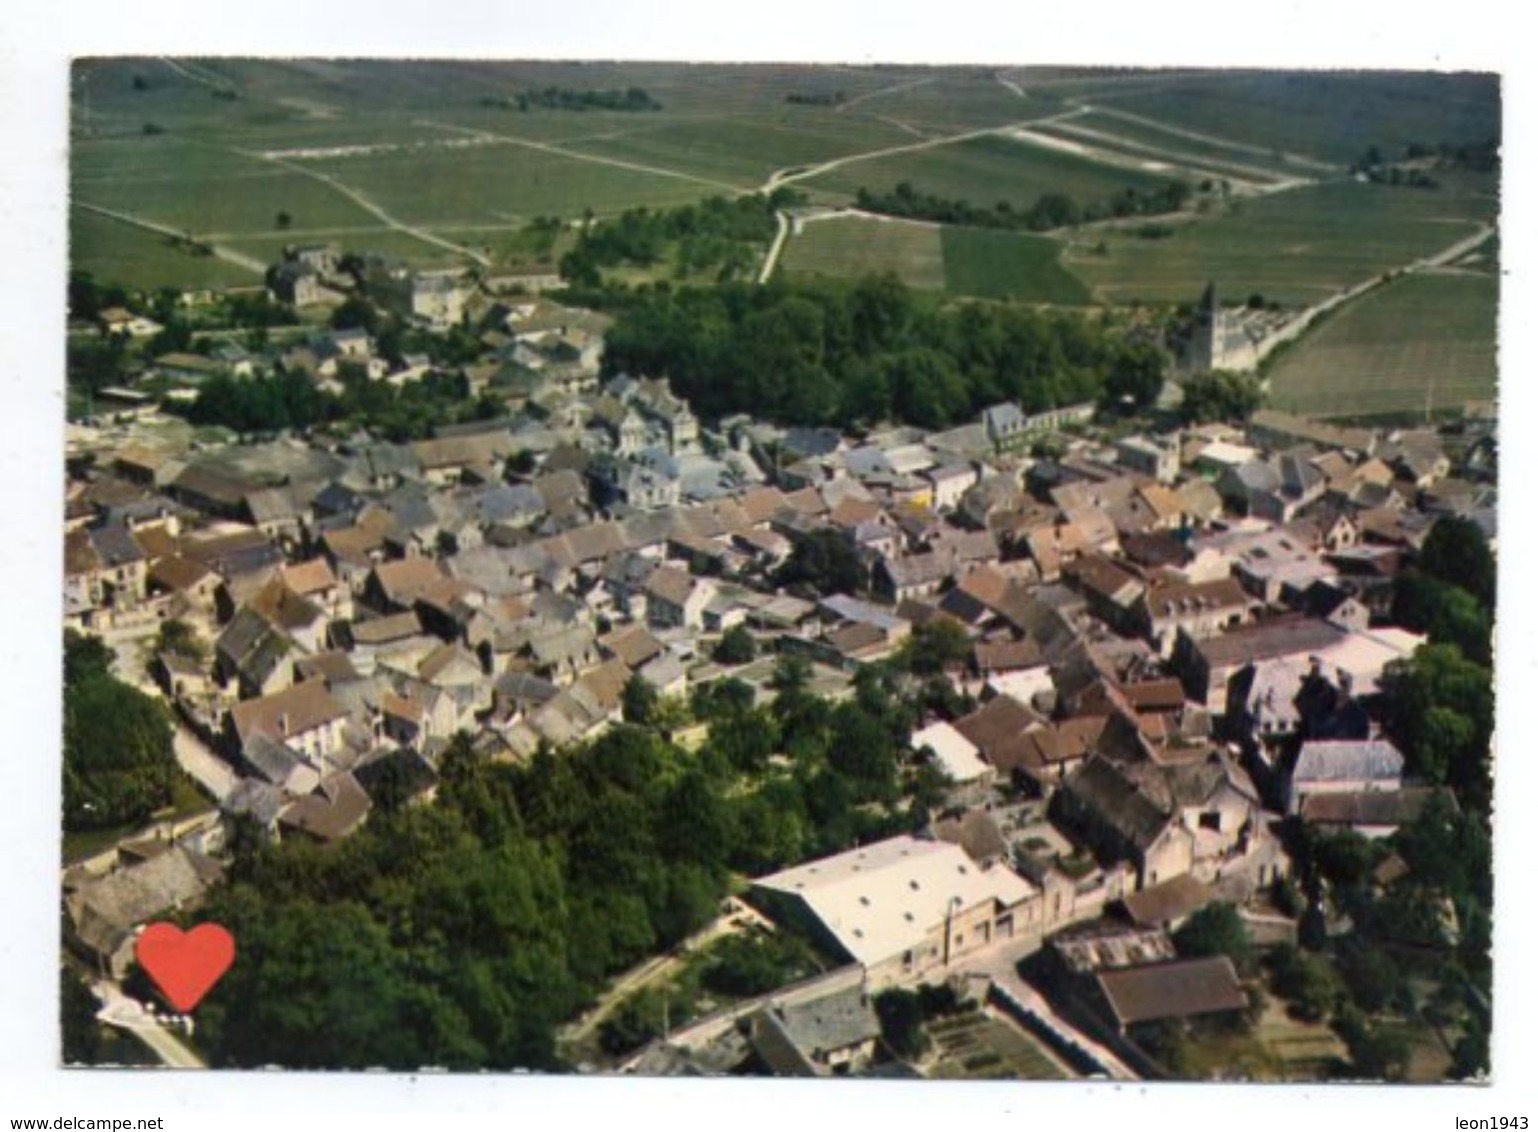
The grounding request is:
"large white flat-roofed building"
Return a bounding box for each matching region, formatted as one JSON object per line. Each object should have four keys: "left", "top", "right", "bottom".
{"left": 910, "top": 721, "right": 995, "bottom": 788}
{"left": 750, "top": 835, "right": 1039, "bottom": 987}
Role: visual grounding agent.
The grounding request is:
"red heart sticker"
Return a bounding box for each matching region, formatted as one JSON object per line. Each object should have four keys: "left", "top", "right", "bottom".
{"left": 135, "top": 922, "right": 235, "bottom": 1013}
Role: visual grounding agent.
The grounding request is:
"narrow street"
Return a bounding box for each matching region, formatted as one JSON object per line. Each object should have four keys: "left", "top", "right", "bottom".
{"left": 173, "top": 722, "right": 238, "bottom": 804}
{"left": 93, "top": 979, "right": 207, "bottom": 1069}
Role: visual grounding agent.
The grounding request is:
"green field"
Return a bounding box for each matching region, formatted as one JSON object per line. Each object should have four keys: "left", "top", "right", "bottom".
{"left": 1030, "top": 120, "right": 1296, "bottom": 187}
{"left": 1067, "top": 109, "right": 1317, "bottom": 179}
{"left": 566, "top": 114, "right": 916, "bottom": 188}
{"left": 70, "top": 207, "right": 261, "bottom": 290}
{"left": 845, "top": 72, "right": 1050, "bottom": 131}
{"left": 1077, "top": 71, "right": 1501, "bottom": 167}
{"left": 802, "top": 132, "right": 1178, "bottom": 211}
{"left": 939, "top": 226, "right": 1092, "bottom": 302}
{"left": 780, "top": 215, "right": 1091, "bottom": 303}
{"left": 67, "top": 60, "right": 1504, "bottom": 307}
{"left": 1264, "top": 270, "right": 1498, "bottom": 417}
{"left": 1066, "top": 175, "right": 1497, "bottom": 306}
{"left": 306, "top": 143, "right": 715, "bottom": 228}
{"left": 780, "top": 215, "right": 945, "bottom": 290}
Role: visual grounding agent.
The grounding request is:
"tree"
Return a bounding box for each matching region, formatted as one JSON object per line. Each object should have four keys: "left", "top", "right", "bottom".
{"left": 622, "top": 674, "right": 659, "bottom": 726}
{"left": 155, "top": 618, "right": 205, "bottom": 664}
{"left": 1102, "top": 341, "right": 1166, "bottom": 410}
{"left": 874, "top": 988, "right": 928, "bottom": 1060}
{"left": 1417, "top": 516, "right": 1495, "bottom": 613}
{"left": 1179, "top": 370, "right": 1264, "bottom": 424}
{"left": 775, "top": 528, "right": 863, "bottom": 595}
{"left": 1391, "top": 572, "right": 1491, "bottom": 664}
{"left": 61, "top": 967, "right": 104, "bottom": 1065}
{"left": 1173, "top": 903, "right": 1255, "bottom": 975}
{"left": 275, "top": 211, "right": 292, "bottom": 230}
{"left": 1378, "top": 644, "right": 1493, "bottom": 806}
{"left": 64, "top": 630, "right": 113, "bottom": 686}
{"left": 712, "top": 624, "right": 756, "bottom": 666}
{"left": 905, "top": 618, "right": 972, "bottom": 676}
{"left": 1270, "top": 944, "right": 1341, "bottom": 1022}
{"left": 63, "top": 648, "right": 178, "bottom": 832}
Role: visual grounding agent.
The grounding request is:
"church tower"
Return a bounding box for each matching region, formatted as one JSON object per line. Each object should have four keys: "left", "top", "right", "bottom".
{"left": 1188, "top": 281, "right": 1222, "bottom": 373}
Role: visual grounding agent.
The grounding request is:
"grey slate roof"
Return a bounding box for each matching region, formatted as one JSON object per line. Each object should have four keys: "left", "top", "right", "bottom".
{"left": 1294, "top": 739, "right": 1405, "bottom": 784}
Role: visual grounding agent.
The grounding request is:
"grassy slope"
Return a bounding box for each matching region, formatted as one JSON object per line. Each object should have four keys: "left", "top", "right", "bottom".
{"left": 70, "top": 207, "right": 261, "bottom": 290}
{"left": 1079, "top": 71, "right": 1501, "bottom": 166}
{"left": 1265, "top": 270, "right": 1498, "bottom": 417}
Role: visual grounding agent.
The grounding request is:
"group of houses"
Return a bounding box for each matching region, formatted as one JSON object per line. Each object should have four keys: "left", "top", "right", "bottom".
{"left": 64, "top": 268, "right": 1494, "bottom": 1067}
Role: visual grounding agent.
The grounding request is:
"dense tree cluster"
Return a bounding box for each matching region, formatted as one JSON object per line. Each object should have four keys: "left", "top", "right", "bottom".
{"left": 63, "top": 633, "right": 177, "bottom": 832}
{"left": 601, "top": 274, "right": 1133, "bottom": 429}
{"left": 1178, "top": 369, "right": 1265, "bottom": 424}
{"left": 184, "top": 367, "right": 499, "bottom": 442}
{"left": 1172, "top": 903, "right": 1256, "bottom": 976}
{"left": 855, "top": 177, "right": 1192, "bottom": 233}
{"left": 192, "top": 658, "right": 928, "bottom": 1070}
{"left": 559, "top": 193, "right": 790, "bottom": 287}
{"left": 481, "top": 87, "right": 662, "bottom": 113}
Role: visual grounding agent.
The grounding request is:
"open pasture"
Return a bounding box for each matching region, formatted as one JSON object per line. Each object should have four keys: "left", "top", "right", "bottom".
{"left": 1264, "top": 270, "right": 1498, "bottom": 418}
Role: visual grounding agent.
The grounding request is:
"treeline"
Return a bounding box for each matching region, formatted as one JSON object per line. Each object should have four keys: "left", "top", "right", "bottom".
{"left": 1351, "top": 138, "right": 1501, "bottom": 185}
{"left": 63, "top": 633, "right": 177, "bottom": 832}
{"left": 1277, "top": 515, "right": 1497, "bottom": 1080}
{"left": 855, "top": 177, "right": 1193, "bottom": 233}
{"left": 480, "top": 87, "right": 661, "bottom": 113}
{"left": 183, "top": 367, "right": 499, "bottom": 442}
{"left": 559, "top": 192, "right": 792, "bottom": 287}
{"left": 601, "top": 274, "right": 1155, "bottom": 429}
{"left": 785, "top": 91, "right": 846, "bottom": 106}
{"left": 190, "top": 659, "right": 928, "bottom": 1070}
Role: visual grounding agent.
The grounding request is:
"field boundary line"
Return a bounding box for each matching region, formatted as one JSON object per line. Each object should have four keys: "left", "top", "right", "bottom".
{"left": 227, "top": 144, "right": 492, "bottom": 266}
{"left": 72, "top": 200, "right": 267, "bottom": 275}
{"left": 418, "top": 119, "right": 749, "bottom": 195}
{"left": 1084, "top": 104, "right": 1338, "bottom": 174}
{"left": 760, "top": 105, "right": 1093, "bottom": 194}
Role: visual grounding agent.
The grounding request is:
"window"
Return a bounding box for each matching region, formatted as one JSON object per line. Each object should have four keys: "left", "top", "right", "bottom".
{"left": 1200, "top": 811, "right": 1222, "bottom": 832}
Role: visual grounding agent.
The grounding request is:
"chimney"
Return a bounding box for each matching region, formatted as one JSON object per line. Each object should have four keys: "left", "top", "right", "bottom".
{"left": 278, "top": 712, "right": 290, "bottom": 737}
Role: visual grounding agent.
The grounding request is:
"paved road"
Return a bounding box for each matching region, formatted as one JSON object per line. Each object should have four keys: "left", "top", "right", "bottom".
{"left": 93, "top": 980, "right": 207, "bottom": 1069}
{"left": 173, "top": 723, "right": 238, "bottom": 803}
